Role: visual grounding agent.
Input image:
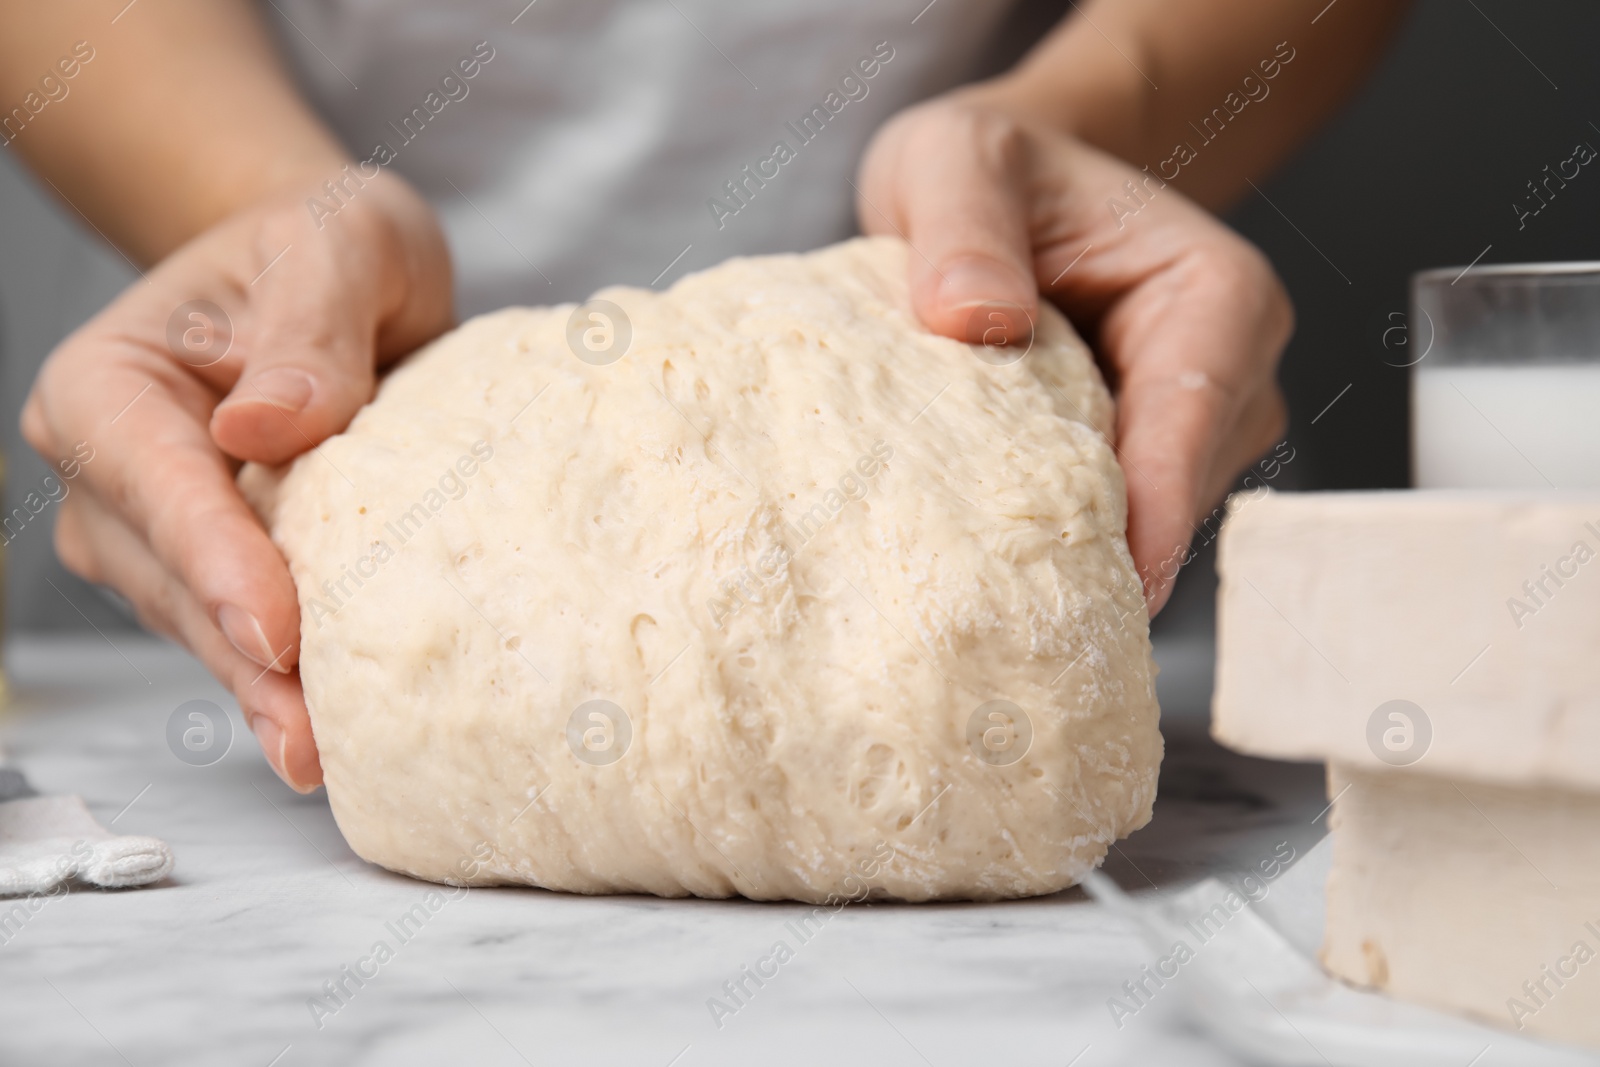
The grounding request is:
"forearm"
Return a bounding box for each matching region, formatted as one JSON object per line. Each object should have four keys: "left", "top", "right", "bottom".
{"left": 0, "top": 0, "right": 348, "bottom": 265}
{"left": 980, "top": 0, "right": 1411, "bottom": 209}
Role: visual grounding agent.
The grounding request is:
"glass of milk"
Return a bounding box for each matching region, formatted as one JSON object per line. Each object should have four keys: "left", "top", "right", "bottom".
{"left": 1411, "top": 262, "right": 1600, "bottom": 489}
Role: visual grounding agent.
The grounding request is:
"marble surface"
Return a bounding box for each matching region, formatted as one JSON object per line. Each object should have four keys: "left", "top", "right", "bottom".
{"left": 0, "top": 634, "right": 1333, "bottom": 1067}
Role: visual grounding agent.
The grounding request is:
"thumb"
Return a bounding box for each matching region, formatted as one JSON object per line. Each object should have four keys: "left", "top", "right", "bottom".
{"left": 860, "top": 108, "right": 1038, "bottom": 345}
{"left": 210, "top": 234, "right": 385, "bottom": 465}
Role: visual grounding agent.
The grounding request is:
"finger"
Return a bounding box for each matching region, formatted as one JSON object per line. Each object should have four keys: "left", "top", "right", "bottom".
{"left": 1117, "top": 373, "right": 1225, "bottom": 615}
{"left": 1102, "top": 249, "right": 1293, "bottom": 613}
{"left": 859, "top": 106, "right": 1038, "bottom": 344}
{"left": 209, "top": 220, "right": 388, "bottom": 465}
{"left": 60, "top": 493, "right": 322, "bottom": 791}
{"left": 36, "top": 339, "right": 301, "bottom": 676}
{"left": 1201, "top": 383, "right": 1288, "bottom": 510}
{"left": 208, "top": 179, "right": 454, "bottom": 465}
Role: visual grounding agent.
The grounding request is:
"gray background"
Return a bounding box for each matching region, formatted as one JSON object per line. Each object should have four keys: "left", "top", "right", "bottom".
{"left": 3, "top": 0, "right": 1598, "bottom": 638}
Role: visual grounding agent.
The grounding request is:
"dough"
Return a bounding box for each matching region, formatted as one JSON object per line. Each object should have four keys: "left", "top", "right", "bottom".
{"left": 247, "top": 237, "right": 1161, "bottom": 902}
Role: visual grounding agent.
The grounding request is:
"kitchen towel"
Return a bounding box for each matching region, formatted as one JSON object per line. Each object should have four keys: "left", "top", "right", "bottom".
{"left": 1082, "top": 836, "right": 1599, "bottom": 1067}
{"left": 0, "top": 768, "right": 174, "bottom": 895}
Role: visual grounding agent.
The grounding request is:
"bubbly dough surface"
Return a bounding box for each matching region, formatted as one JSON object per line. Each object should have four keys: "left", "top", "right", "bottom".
{"left": 250, "top": 237, "right": 1161, "bottom": 902}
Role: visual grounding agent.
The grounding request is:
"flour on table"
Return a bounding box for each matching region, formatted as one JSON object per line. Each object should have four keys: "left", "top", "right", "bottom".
{"left": 244, "top": 237, "right": 1161, "bottom": 902}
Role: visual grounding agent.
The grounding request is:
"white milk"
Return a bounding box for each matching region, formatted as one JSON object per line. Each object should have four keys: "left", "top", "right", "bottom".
{"left": 1412, "top": 363, "right": 1600, "bottom": 489}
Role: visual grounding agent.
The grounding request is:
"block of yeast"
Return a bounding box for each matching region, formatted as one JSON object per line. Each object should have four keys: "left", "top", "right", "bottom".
{"left": 1323, "top": 762, "right": 1600, "bottom": 1047}
{"left": 1213, "top": 489, "right": 1600, "bottom": 1048}
{"left": 1213, "top": 489, "right": 1600, "bottom": 791}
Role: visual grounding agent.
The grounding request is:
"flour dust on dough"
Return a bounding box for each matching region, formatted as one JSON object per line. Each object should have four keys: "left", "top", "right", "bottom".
{"left": 245, "top": 237, "right": 1162, "bottom": 903}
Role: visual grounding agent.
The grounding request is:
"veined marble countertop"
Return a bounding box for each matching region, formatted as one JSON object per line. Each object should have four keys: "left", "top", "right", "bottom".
{"left": 0, "top": 634, "right": 1329, "bottom": 1067}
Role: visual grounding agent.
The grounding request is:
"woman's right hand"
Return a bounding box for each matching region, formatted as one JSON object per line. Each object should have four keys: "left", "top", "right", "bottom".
{"left": 22, "top": 169, "right": 454, "bottom": 792}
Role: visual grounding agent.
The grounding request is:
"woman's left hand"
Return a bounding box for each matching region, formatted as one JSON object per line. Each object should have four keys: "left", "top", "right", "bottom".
{"left": 858, "top": 87, "right": 1293, "bottom": 613}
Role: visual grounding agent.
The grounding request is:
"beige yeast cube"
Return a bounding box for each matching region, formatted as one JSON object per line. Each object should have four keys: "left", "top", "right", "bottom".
{"left": 1213, "top": 490, "right": 1600, "bottom": 791}
{"left": 1324, "top": 762, "right": 1600, "bottom": 1047}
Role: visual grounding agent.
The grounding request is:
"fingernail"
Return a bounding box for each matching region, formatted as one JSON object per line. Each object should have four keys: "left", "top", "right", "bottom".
{"left": 219, "top": 603, "right": 278, "bottom": 670}
{"left": 237, "top": 368, "right": 314, "bottom": 413}
{"left": 248, "top": 713, "right": 292, "bottom": 788}
{"left": 938, "top": 259, "right": 1033, "bottom": 312}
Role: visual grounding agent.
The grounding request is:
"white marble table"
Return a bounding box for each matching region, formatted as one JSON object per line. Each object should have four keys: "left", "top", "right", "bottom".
{"left": 0, "top": 634, "right": 1330, "bottom": 1067}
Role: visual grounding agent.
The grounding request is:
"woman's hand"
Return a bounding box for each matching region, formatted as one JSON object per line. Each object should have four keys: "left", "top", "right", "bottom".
{"left": 858, "top": 89, "right": 1292, "bottom": 613}
{"left": 22, "top": 170, "right": 453, "bottom": 790}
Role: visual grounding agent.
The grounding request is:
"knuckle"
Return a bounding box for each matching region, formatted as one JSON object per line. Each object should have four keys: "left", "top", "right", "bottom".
{"left": 1259, "top": 268, "right": 1295, "bottom": 348}
{"left": 955, "top": 104, "right": 1031, "bottom": 173}
{"left": 903, "top": 97, "right": 1031, "bottom": 172}
{"left": 138, "top": 576, "right": 186, "bottom": 640}
{"left": 1222, "top": 240, "right": 1295, "bottom": 343}
{"left": 128, "top": 600, "right": 181, "bottom": 645}
{"left": 94, "top": 448, "right": 147, "bottom": 523}
{"left": 1258, "top": 387, "right": 1290, "bottom": 449}
{"left": 19, "top": 392, "right": 53, "bottom": 456}
{"left": 255, "top": 202, "right": 309, "bottom": 256}
{"left": 1207, "top": 240, "right": 1271, "bottom": 295}
{"left": 53, "top": 504, "right": 102, "bottom": 585}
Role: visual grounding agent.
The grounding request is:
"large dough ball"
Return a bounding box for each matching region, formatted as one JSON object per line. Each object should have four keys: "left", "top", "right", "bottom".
{"left": 247, "top": 237, "right": 1161, "bottom": 902}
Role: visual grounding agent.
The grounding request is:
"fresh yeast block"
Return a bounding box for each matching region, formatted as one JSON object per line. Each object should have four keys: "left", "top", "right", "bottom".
{"left": 1213, "top": 490, "right": 1600, "bottom": 791}
{"left": 1214, "top": 490, "right": 1600, "bottom": 1047}
{"left": 1324, "top": 763, "right": 1600, "bottom": 1047}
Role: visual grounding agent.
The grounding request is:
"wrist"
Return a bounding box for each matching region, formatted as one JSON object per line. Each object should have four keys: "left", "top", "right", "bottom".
{"left": 954, "top": 41, "right": 1157, "bottom": 165}
{"left": 160, "top": 138, "right": 348, "bottom": 256}
{"left": 200, "top": 162, "right": 434, "bottom": 266}
{"left": 213, "top": 145, "right": 353, "bottom": 224}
